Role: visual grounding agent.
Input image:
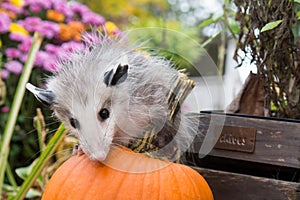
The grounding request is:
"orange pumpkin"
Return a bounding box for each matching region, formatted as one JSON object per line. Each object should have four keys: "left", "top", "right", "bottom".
{"left": 42, "top": 146, "right": 213, "bottom": 200}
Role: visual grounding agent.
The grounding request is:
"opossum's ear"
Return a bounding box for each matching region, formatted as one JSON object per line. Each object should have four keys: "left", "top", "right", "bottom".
{"left": 26, "top": 83, "right": 56, "bottom": 106}
{"left": 104, "top": 62, "right": 128, "bottom": 87}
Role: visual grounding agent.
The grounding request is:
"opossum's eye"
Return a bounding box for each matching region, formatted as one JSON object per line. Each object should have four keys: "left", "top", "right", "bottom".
{"left": 98, "top": 108, "right": 110, "bottom": 120}
{"left": 70, "top": 118, "right": 80, "bottom": 129}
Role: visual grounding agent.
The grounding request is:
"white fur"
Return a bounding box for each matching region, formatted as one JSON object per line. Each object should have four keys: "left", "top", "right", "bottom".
{"left": 46, "top": 33, "right": 199, "bottom": 161}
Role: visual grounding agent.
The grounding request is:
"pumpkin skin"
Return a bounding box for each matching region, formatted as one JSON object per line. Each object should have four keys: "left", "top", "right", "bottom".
{"left": 42, "top": 147, "right": 213, "bottom": 200}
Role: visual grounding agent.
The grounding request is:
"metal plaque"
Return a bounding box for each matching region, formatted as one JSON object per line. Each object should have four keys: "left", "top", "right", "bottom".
{"left": 214, "top": 126, "right": 256, "bottom": 153}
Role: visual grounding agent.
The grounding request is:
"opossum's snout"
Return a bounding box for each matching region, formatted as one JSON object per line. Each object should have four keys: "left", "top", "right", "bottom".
{"left": 89, "top": 150, "right": 109, "bottom": 161}
{"left": 70, "top": 102, "right": 115, "bottom": 162}
{"left": 80, "top": 133, "right": 113, "bottom": 162}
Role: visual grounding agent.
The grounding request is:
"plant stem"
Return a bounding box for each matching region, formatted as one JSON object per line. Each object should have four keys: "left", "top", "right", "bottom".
{"left": 13, "top": 124, "right": 67, "bottom": 200}
{"left": 35, "top": 108, "right": 46, "bottom": 151}
{"left": 5, "top": 163, "right": 17, "bottom": 189}
{"left": 201, "top": 30, "right": 223, "bottom": 48}
{"left": 0, "top": 32, "right": 43, "bottom": 197}
{"left": 223, "top": 4, "right": 237, "bottom": 41}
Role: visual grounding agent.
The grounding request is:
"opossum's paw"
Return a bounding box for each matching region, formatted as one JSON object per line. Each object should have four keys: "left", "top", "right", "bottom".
{"left": 72, "top": 144, "right": 84, "bottom": 156}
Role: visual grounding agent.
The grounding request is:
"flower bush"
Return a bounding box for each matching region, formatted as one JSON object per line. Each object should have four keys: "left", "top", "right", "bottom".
{"left": 0, "top": 0, "right": 120, "bottom": 116}
{"left": 0, "top": 0, "right": 120, "bottom": 191}
{"left": 0, "top": 0, "right": 120, "bottom": 78}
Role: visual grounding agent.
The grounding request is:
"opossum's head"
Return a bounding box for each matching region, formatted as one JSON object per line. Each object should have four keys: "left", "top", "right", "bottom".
{"left": 26, "top": 36, "right": 178, "bottom": 161}
{"left": 27, "top": 61, "right": 129, "bottom": 161}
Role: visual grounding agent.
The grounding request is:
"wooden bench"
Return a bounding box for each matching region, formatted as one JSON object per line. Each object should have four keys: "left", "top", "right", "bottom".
{"left": 185, "top": 112, "right": 300, "bottom": 199}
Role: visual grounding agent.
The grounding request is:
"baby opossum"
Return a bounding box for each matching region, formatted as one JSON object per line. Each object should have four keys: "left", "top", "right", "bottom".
{"left": 26, "top": 33, "right": 199, "bottom": 162}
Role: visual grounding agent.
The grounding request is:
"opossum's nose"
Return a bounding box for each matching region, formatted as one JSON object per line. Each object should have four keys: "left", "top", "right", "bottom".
{"left": 91, "top": 151, "right": 107, "bottom": 162}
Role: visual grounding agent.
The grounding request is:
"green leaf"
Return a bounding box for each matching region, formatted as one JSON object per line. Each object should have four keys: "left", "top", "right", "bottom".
{"left": 231, "top": 23, "right": 240, "bottom": 34}
{"left": 261, "top": 20, "right": 283, "bottom": 32}
{"left": 297, "top": 11, "right": 300, "bottom": 20}
{"left": 15, "top": 167, "right": 29, "bottom": 181}
{"left": 3, "top": 184, "right": 17, "bottom": 193}
{"left": 199, "top": 18, "right": 215, "bottom": 29}
{"left": 199, "top": 16, "right": 222, "bottom": 29}
{"left": 15, "top": 160, "right": 43, "bottom": 185}
{"left": 15, "top": 160, "right": 38, "bottom": 181}
{"left": 295, "top": 0, "right": 300, "bottom": 4}
{"left": 25, "top": 188, "right": 41, "bottom": 198}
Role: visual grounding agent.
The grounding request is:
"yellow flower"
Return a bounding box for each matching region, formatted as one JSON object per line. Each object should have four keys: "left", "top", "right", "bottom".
{"left": 104, "top": 21, "right": 119, "bottom": 33}
{"left": 0, "top": 39, "right": 2, "bottom": 48}
{"left": 10, "top": 0, "right": 24, "bottom": 7}
{"left": 9, "top": 23, "right": 29, "bottom": 36}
